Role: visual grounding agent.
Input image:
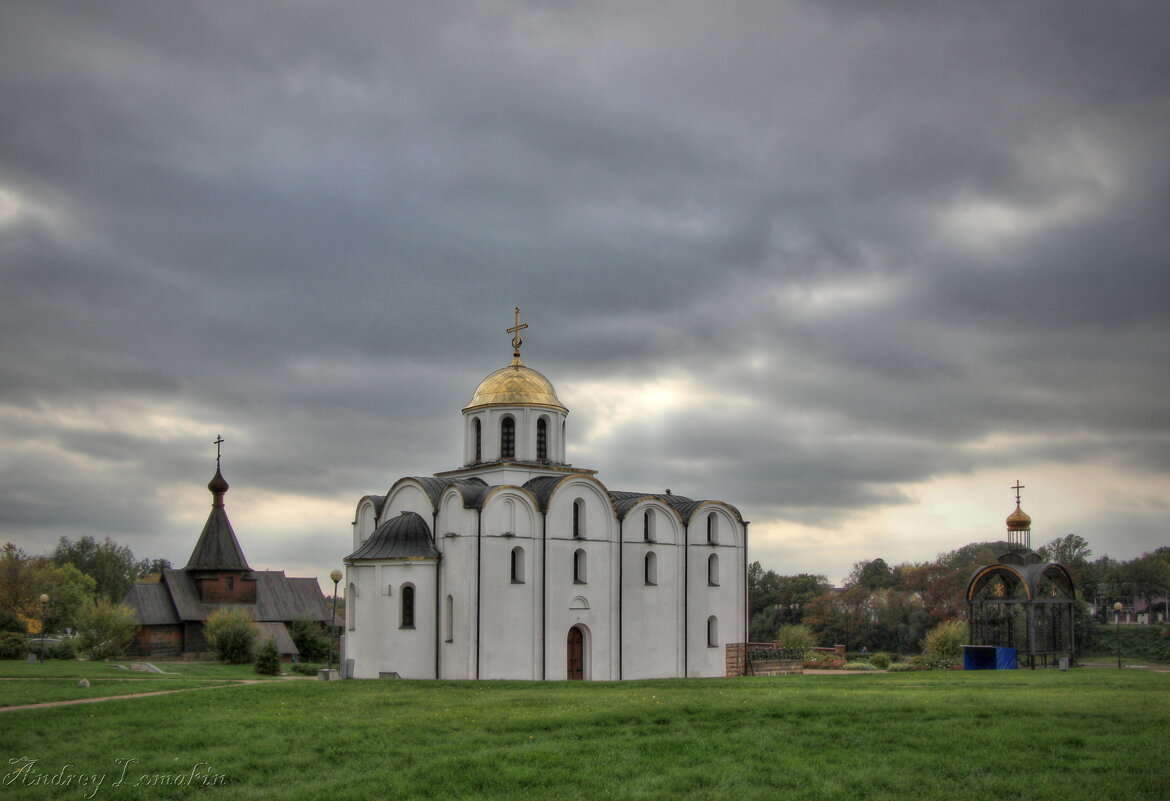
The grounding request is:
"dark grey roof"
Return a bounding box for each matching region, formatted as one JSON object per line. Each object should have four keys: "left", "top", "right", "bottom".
{"left": 122, "top": 582, "right": 180, "bottom": 626}
{"left": 610, "top": 490, "right": 692, "bottom": 519}
{"left": 358, "top": 494, "right": 387, "bottom": 515}
{"left": 185, "top": 506, "right": 251, "bottom": 571}
{"left": 608, "top": 490, "right": 744, "bottom": 524}
{"left": 257, "top": 621, "right": 299, "bottom": 656}
{"left": 345, "top": 511, "right": 439, "bottom": 560}
{"left": 150, "top": 568, "right": 329, "bottom": 623}
{"left": 523, "top": 475, "right": 565, "bottom": 510}
{"left": 388, "top": 476, "right": 489, "bottom": 510}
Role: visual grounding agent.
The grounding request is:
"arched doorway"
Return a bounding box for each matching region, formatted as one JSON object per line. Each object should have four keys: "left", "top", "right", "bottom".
{"left": 567, "top": 626, "right": 585, "bottom": 680}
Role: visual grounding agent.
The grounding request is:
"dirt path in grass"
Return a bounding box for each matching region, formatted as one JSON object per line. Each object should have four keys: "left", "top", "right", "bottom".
{"left": 0, "top": 680, "right": 268, "bottom": 713}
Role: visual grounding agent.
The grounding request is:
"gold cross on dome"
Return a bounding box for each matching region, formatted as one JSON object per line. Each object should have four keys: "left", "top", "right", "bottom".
{"left": 507, "top": 307, "right": 528, "bottom": 357}
{"left": 1012, "top": 480, "right": 1025, "bottom": 505}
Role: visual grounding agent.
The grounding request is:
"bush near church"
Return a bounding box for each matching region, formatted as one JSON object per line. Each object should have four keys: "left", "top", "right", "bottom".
{"left": 76, "top": 599, "right": 139, "bottom": 660}
{"left": 289, "top": 615, "right": 330, "bottom": 663}
{"left": 776, "top": 624, "right": 816, "bottom": 656}
{"left": 921, "top": 620, "right": 968, "bottom": 668}
{"left": 254, "top": 638, "right": 280, "bottom": 675}
{"left": 204, "top": 608, "right": 259, "bottom": 664}
{"left": 0, "top": 631, "right": 28, "bottom": 660}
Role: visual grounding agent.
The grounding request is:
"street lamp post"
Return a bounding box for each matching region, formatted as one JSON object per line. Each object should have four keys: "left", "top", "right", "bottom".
{"left": 38, "top": 594, "right": 49, "bottom": 662}
{"left": 328, "top": 569, "right": 343, "bottom": 679}
{"left": 1113, "top": 601, "right": 1123, "bottom": 669}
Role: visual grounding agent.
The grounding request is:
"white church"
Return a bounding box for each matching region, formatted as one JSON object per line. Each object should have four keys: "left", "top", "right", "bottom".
{"left": 341, "top": 311, "right": 747, "bottom": 680}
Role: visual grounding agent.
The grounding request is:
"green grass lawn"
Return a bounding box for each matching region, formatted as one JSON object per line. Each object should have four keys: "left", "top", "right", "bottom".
{"left": 1, "top": 670, "right": 1166, "bottom": 801}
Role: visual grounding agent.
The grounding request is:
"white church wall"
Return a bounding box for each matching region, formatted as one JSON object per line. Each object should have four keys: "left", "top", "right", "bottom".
{"left": 543, "top": 478, "right": 618, "bottom": 680}
{"left": 383, "top": 481, "right": 432, "bottom": 525}
{"left": 354, "top": 499, "right": 378, "bottom": 549}
{"left": 620, "top": 540, "right": 685, "bottom": 679}
{"left": 477, "top": 491, "right": 540, "bottom": 679}
{"left": 437, "top": 530, "right": 475, "bottom": 679}
{"left": 364, "top": 561, "right": 439, "bottom": 679}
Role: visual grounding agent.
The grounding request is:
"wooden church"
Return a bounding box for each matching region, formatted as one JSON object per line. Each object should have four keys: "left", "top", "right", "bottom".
{"left": 122, "top": 451, "right": 330, "bottom": 660}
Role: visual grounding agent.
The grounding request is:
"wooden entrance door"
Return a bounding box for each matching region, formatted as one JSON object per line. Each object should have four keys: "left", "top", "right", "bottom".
{"left": 567, "top": 626, "right": 584, "bottom": 680}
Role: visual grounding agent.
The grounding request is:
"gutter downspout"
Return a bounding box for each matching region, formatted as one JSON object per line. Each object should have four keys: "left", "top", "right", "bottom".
{"left": 617, "top": 515, "right": 623, "bottom": 680}
{"left": 475, "top": 509, "right": 482, "bottom": 679}
{"left": 540, "top": 506, "right": 548, "bottom": 680}
{"left": 683, "top": 521, "right": 689, "bottom": 677}
{"left": 743, "top": 521, "right": 750, "bottom": 647}
{"left": 434, "top": 510, "right": 441, "bottom": 680}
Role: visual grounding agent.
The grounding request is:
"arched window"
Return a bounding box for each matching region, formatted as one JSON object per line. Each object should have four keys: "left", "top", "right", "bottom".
{"left": 400, "top": 584, "right": 415, "bottom": 629}
{"left": 644, "top": 551, "right": 657, "bottom": 586}
{"left": 643, "top": 509, "right": 655, "bottom": 542}
{"left": 444, "top": 595, "right": 453, "bottom": 643}
{"left": 511, "top": 546, "right": 525, "bottom": 583}
{"left": 537, "top": 418, "right": 548, "bottom": 461}
{"left": 573, "top": 499, "right": 585, "bottom": 539}
{"left": 707, "top": 616, "right": 719, "bottom": 647}
{"left": 707, "top": 512, "right": 717, "bottom": 544}
{"left": 708, "top": 553, "right": 719, "bottom": 586}
{"left": 347, "top": 582, "right": 356, "bottom": 631}
{"left": 573, "top": 549, "right": 587, "bottom": 584}
{"left": 473, "top": 418, "right": 482, "bottom": 462}
{"left": 500, "top": 416, "right": 515, "bottom": 459}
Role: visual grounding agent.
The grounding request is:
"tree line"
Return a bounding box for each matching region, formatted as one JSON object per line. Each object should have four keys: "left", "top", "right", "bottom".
{"left": 1, "top": 536, "right": 171, "bottom": 636}
{"left": 749, "top": 534, "right": 1170, "bottom": 653}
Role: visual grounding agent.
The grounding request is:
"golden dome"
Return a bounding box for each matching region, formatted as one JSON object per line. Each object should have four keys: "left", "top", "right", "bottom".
{"left": 464, "top": 356, "right": 567, "bottom": 412}
{"left": 1006, "top": 503, "right": 1032, "bottom": 530}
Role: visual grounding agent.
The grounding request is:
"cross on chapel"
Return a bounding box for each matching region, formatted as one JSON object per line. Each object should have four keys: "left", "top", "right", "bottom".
{"left": 214, "top": 435, "right": 225, "bottom": 470}
{"left": 1012, "top": 480, "right": 1025, "bottom": 505}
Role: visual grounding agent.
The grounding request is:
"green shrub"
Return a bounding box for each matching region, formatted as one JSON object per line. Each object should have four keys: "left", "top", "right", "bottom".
{"left": 254, "top": 638, "right": 281, "bottom": 675}
{"left": 0, "top": 631, "right": 28, "bottom": 660}
{"left": 776, "top": 624, "right": 816, "bottom": 655}
{"left": 868, "top": 652, "right": 892, "bottom": 669}
{"left": 842, "top": 661, "right": 879, "bottom": 670}
{"left": 888, "top": 662, "right": 929, "bottom": 672}
{"left": 290, "top": 615, "right": 331, "bottom": 662}
{"left": 204, "top": 608, "right": 259, "bottom": 664}
{"left": 290, "top": 662, "right": 323, "bottom": 676}
{"left": 922, "top": 620, "right": 968, "bottom": 668}
{"left": 49, "top": 639, "right": 77, "bottom": 660}
{"left": 76, "top": 600, "right": 139, "bottom": 660}
{"left": 0, "top": 610, "right": 26, "bottom": 634}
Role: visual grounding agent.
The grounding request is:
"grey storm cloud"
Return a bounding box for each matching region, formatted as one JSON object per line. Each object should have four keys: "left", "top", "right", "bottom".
{"left": 1, "top": 0, "right": 1167, "bottom": 581}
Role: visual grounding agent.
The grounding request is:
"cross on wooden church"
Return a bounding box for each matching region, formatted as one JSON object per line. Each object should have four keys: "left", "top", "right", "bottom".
{"left": 507, "top": 307, "right": 528, "bottom": 356}
{"left": 214, "top": 435, "right": 225, "bottom": 469}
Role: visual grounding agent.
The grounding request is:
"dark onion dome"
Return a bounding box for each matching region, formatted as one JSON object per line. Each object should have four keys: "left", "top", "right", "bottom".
{"left": 346, "top": 511, "right": 439, "bottom": 560}
{"left": 186, "top": 468, "right": 251, "bottom": 571}
{"left": 1006, "top": 503, "right": 1032, "bottom": 530}
{"left": 208, "top": 467, "right": 229, "bottom": 496}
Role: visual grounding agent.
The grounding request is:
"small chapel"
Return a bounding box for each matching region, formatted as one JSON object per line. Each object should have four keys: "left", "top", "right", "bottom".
{"left": 341, "top": 310, "right": 748, "bottom": 680}
{"left": 965, "top": 482, "right": 1077, "bottom": 669}
{"left": 123, "top": 444, "right": 331, "bottom": 660}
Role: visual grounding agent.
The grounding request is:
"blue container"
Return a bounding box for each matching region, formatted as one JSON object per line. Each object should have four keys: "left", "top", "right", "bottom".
{"left": 962, "top": 645, "right": 1018, "bottom": 670}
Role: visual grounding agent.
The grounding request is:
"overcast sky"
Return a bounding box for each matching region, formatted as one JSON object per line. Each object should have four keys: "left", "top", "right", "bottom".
{"left": 2, "top": 1, "right": 1168, "bottom": 592}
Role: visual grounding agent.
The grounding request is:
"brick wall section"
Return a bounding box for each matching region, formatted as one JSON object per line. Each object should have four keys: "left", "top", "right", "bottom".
{"left": 134, "top": 626, "right": 183, "bottom": 659}
{"left": 197, "top": 572, "right": 257, "bottom": 604}
{"left": 725, "top": 642, "right": 776, "bottom": 676}
{"left": 726, "top": 642, "right": 805, "bottom": 676}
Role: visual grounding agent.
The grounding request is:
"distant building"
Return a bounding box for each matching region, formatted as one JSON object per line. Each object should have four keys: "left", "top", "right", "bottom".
{"left": 123, "top": 463, "right": 330, "bottom": 660}
{"left": 966, "top": 483, "right": 1077, "bottom": 668}
{"left": 342, "top": 310, "right": 748, "bottom": 680}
